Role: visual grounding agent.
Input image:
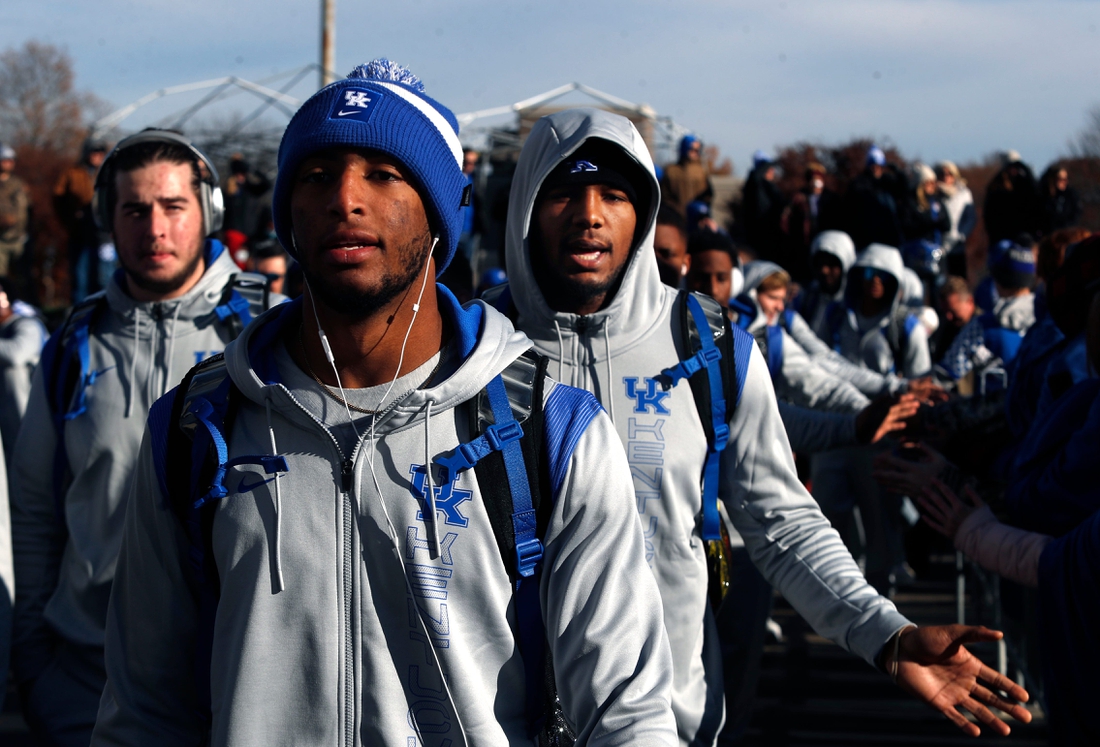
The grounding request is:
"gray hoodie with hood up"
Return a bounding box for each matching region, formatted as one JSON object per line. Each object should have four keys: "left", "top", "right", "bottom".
{"left": 838, "top": 243, "right": 931, "bottom": 378}
{"left": 11, "top": 244, "right": 276, "bottom": 690}
{"left": 92, "top": 292, "right": 677, "bottom": 746}
{"left": 504, "top": 109, "right": 909, "bottom": 746}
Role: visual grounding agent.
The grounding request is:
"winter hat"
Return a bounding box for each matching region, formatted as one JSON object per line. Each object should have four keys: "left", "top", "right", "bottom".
{"left": 752, "top": 149, "right": 773, "bottom": 169}
{"left": 679, "top": 134, "right": 700, "bottom": 161}
{"left": 990, "top": 242, "right": 1036, "bottom": 290}
{"left": 539, "top": 141, "right": 640, "bottom": 207}
{"left": 685, "top": 200, "right": 711, "bottom": 227}
{"left": 911, "top": 162, "right": 936, "bottom": 186}
{"left": 0, "top": 144, "right": 14, "bottom": 161}
{"left": 866, "top": 146, "right": 886, "bottom": 167}
{"left": 272, "top": 59, "right": 467, "bottom": 273}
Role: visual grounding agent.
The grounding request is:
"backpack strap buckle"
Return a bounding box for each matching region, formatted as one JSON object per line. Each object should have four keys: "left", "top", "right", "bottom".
{"left": 486, "top": 419, "right": 523, "bottom": 450}
{"left": 515, "top": 536, "right": 543, "bottom": 578}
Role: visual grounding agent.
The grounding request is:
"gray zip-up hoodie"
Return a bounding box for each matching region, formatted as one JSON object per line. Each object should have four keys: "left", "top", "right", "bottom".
{"left": 11, "top": 244, "right": 271, "bottom": 687}
{"left": 838, "top": 244, "right": 931, "bottom": 378}
{"left": 504, "top": 108, "right": 909, "bottom": 745}
{"left": 93, "top": 293, "right": 677, "bottom": 746}
{"left": 739, "top": 260, "right": 868, "bottom": 414}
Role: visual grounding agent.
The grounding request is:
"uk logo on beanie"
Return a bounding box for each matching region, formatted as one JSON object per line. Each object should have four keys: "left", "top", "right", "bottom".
{"left": 273, "top": 58, "right": 467, "bottom": 274}
{"left": 330, "top": 89, "right": 382, "bottom": 122}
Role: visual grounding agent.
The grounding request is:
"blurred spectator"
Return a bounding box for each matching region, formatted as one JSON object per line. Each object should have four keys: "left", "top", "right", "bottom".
{"left": 653, "top": 203, "right": 689, "bottom": 288}
{"left": 1036, "top": 227, "right": 1091, "bottom": 288}
{"left": 902, "top": 163, "right": 950, "bottom": 247}
{"left": 685, "top": 228, "right": 741, "bottom": 307}
{"left": 932, "top": 275, "right": 976, "bottom": 360}
{"left": 0, "top": 144, "right": 29, "bottom": 281}
{"left": 0, "top": 277, "right": 46, "bottom": 465}
{"left": 53, "top": 137, "right": 108, "bottom": 302}
{"left": 938, "top": 245, "right": 1035, "bottom": 381}
{"left": 660, "top": 134, "right": 712, "bottom": 218}
{"left": 935, "top": 161, "right": 976, "bottom": 277}
{"left": 248, "top": 237, "right": 289, "bottom": 296}
{"left": 780, "top": 162, "right": 842, "bottom": 282}
{"left": 458, "top": 148, "right": 480, "bottom": 261}
{"left": 222, "top": 155, "right": 271, "bottom": 238}
{"left": 1038, "top": 164, "right": 1081, "bottom": 236}
{"left": 224, "top": 229, "right": 250, "bottom": 270}
{"left": 685, "top": 199, "right": 721, "bottom": 234}
{"left": 845, "top": 146, "right": 906, "bottom": 250}
{"left": 476, "top": 266, "right": 507, "bottom": 298}
{"left": 741, "top": 150, "right": 784, "bottom": 263}
{"left": 983, "top": 151, "right": 1039, "bottom": 245}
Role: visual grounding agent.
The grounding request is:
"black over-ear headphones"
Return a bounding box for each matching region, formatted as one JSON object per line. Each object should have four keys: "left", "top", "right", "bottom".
{"left": 92, "top": 128, "right": 225, "bottom": 236}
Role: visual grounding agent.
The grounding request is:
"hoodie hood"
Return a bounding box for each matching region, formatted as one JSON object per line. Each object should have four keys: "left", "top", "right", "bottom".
{"left": 504, "top": 108, "right": 668, "bottom": 360}
{"left": 845, "top": 243, "right": 905, "bottom": 320}
{"left": 742, "top": 259, "right": 785, "bottom": 296}
{"left": 810, "top": 230, "right": 857, "bottom": 273}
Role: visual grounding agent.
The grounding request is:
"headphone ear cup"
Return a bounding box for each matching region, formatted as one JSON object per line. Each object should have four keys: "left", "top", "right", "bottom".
{"left": 92, "top": 187, "right": 111, "bottom": 232}
{"left": 205, "top": 184, "right": 224, "bottom": 236}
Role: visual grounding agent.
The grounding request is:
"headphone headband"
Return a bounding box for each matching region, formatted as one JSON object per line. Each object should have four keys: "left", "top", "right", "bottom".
{"left": 92, "top": 128, "right": 225, "bottom": 236}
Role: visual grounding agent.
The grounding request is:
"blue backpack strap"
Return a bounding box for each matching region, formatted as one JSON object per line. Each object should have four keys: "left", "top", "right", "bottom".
{"left": 435, "top": 350, "right": 565, "bottom": 738}
{"left": 781, "top": 308, "right": 796, "bottom": 333}
{"left": 765, "top": 324, "right": 784, "bottom": 380}
{"left": 660, "top": 292, "right": 738, "bottom": 542}
{"left": 155, "top": 352, "right": 288, "bottom": 729}
{"left": 728, "top": 294, "right": 756, "bottom": 330}
{"left": 42, "top": 293, "right": 108, "bottom": 528}
{"left": 214, "top": 272, "right": 274, "bottom": 338}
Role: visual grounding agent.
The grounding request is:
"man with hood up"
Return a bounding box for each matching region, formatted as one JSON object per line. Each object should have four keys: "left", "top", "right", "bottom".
{"left": 91, "top": 62, "right": 676, "bottom": 747}
{"left": 12, "top": 129, "right": 282, "bottom": 746}
{"left": 501, "top": 108, "right": 1030, "bottom": 745}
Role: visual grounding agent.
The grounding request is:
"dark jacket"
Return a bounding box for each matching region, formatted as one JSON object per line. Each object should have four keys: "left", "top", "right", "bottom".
{"left": 844, "top": 166, "right": 906, "bottom": 250}
{"left": 984, "top": 163, "right": 1039, "bottom": 244}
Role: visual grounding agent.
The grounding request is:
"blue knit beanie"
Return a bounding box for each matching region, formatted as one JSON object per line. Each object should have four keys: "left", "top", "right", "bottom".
{"left": 679, "top": 134, "right": 700, "bottom": 161}
{"left": 272, "top": 59, "right": 467, "bottom": 273}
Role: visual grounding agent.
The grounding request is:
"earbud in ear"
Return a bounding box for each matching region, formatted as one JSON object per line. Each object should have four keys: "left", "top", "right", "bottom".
{"left": 681, "top": 264, "right": 688, "bottom": 277}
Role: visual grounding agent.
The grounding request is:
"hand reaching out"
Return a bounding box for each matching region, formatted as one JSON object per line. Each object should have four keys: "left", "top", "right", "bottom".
{"left": 889, "top": 625, "right": 1031, "bottom": 736}
{"left": 855, "top": 393, "right": 921, "bottom": 444}
{"left": 907, "top": 376, "right": 949, "bottom": 404}
{"left": 871, "top": 441, "right": 948, "bottom": 495}
{"left": 916, "top": 478, "right": 982, "bottom": 539}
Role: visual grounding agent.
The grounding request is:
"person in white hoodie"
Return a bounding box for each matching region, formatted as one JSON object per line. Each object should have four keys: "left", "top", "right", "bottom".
{"left": 92, "top": 61, "right": 676, "bottom": 747}
{"left": 11, "top": 129, "right": 281, "bottom": 746}
{"left": 499, "top": 107, "right": 1030, "bottom": 745}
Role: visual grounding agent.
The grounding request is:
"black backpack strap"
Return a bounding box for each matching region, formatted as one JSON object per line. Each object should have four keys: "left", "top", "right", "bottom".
{"left": 479, "top": 282, "right": 517, "bottom": 322}
{"left": 214, "top": 271, "right": 273, "bottom": 338}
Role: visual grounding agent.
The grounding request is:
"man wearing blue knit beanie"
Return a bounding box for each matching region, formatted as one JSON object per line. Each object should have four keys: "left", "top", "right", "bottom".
{"left": 93, "top": 60, "right": 676, "bottom": 746}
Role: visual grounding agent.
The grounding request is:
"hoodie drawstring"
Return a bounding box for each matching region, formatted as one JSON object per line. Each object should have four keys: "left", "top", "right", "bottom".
{"left": 424, "top": 398, "right": 440, "bottom": 558}
{"left": 553, "top": 320, "right": 565, "bottom": 383}
{"left": 603, "top": 322, "right": 616, "bottom": 425}
{"left": 126, "top": 307, "right": 141, "bottom": 418}
{"left": 265, "top": 397, "right": 285, "bottom": 594}
{"left": 162, "top": 301, "right": 184, "bottom": 396}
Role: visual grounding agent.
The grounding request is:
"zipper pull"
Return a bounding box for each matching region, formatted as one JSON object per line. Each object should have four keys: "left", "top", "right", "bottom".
{"left": 341, "top": 459, "right": 354, "bottom": 493}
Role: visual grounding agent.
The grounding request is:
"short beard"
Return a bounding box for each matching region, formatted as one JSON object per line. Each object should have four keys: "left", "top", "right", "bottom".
{"left": 122, "top": 245, "right": 205, "bottom": 297}
{"left": 300, "top": 231, "right": 432, "bottom": 319}
{"left": 530, "top": 235, "right": 628, "bottom": 313}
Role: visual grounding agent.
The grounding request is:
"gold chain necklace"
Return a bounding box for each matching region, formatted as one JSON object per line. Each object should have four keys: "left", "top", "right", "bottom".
{"left": 297, "top": 322, "right": 443, "bottom": 415}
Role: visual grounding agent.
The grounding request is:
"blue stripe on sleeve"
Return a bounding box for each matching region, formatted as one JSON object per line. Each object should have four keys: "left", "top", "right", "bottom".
{"left": 542, "top": 383, "right": 604, "bottom": 498}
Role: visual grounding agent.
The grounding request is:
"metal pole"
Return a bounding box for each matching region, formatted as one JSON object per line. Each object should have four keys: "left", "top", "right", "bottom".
{"left": 320, "top": 0, "right": 337, "bottom": 88}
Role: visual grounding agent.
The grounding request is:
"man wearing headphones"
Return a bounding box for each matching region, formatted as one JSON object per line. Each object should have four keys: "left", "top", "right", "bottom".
{"left": 11, "top": 129, "right": 280, "bottom": 746}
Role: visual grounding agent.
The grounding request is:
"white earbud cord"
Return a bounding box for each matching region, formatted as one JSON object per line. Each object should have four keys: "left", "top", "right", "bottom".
{"left": 296, "top": 230, "right": 466, "bottom": 744}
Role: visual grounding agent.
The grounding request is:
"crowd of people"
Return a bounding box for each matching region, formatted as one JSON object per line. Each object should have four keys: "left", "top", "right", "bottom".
{"left": 0, "top": 56, "right": 1092, "bottom": 746}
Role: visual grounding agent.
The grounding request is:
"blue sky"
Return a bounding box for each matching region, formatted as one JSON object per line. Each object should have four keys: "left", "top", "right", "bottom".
{"left": 3, "top": 0, "right": 1099, "bottom": 172}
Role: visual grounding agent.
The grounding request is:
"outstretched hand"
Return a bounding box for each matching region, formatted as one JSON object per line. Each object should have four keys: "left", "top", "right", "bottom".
{"left": 855, "top": 393, "right": 921, "bottom": 444}
{"left": 892, "top": 625, "right": 1031, "bottom": 736}
{"left": 872, "top": 441, "right": 948, "bottom": 495}
{"left": 907, "top": 376, "right": 949, "bottom": 404}
{"left": 916, "top": 478, "right": 982, "bottom": 540}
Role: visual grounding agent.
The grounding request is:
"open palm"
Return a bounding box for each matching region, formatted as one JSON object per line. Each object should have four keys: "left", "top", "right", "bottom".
{"left": 895, "top": 625, "right": 1031, "bottom": 736}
